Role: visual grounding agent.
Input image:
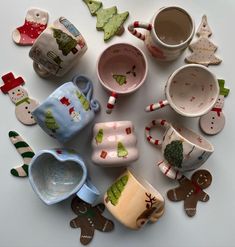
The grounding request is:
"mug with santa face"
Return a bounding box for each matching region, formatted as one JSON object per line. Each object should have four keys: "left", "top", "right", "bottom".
{"left": 128, "top": 6, "right": 195, "bottom": 61}
{"left": 32, "top": 75, "right": 100, "bottom": 143}
{"left": 29, "top": 17, "right": 87, "bottom": 77}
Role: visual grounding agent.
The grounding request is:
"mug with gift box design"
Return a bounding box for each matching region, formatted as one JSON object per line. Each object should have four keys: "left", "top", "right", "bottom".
{"left": 29, "top": 17, "right": 87, "bottom": 77}
{"left": 32, "top": 75, "right": 100, "bottom": 143}
{"left": 29, "top": 149, "right": 100, "bottom": 205}
{"left": 92, "top": 121, "right": 139, "bottom": 167}
{"left": 145, "top": 119, "right": 214, "bottom": 179}
{"left": 128, "top": 6, "right": 195, "bottom": 61}
{"left": 104, "top": 169, "right": 164, "bottom": 230}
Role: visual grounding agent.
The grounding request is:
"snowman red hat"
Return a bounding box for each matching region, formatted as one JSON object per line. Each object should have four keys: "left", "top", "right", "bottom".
{"left": 1, "top": 72, "right": 25, "bottom": 94}
{"left": 69, "top": 107, "right": 75, "bottom": 114}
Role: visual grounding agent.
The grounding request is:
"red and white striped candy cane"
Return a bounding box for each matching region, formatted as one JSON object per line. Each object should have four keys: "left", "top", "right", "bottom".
{"left": 128, "top": 21, "right": 152, "bottom": 41}
{"left": 106, "top": 92, "right": 118, "bottom": 114}
{"left": 145, "top": 99, "right": 169, "bottom": 112}
{"left": 145, "top": 119, "right": 170, "bottom": 146}
{"left": 157, "top": 160, "right": 183, "bottom": 180}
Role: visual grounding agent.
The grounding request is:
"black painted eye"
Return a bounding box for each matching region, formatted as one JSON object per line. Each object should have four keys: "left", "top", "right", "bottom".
{"left": 18, "top": 89, "right": 20, "bottom": 92}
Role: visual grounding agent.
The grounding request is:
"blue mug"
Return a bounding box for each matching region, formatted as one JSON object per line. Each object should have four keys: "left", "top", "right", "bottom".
{"left": 32, "top": 75, "right": 100, "bottom": 142}
{"left": 28, "top": 149, "right": 100, "bottom": 205}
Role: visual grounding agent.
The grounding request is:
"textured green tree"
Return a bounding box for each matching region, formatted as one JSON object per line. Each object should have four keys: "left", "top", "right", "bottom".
{"left": 95, "top": 129, "right": 104, "bottom": 144}
{"left": 164, "top": 140, "right": 183, "bottom": 168}
{"left": 45, "top": 110, "right": 59, "bottom": 133}
{"left": 117, "top": 142, "right": 128, "bottom": 157}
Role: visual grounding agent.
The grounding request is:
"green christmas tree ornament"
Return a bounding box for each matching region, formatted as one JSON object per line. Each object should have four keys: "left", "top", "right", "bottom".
{"left": 117, "top": 142, "right": 128, "bottom": 157}
{"left": 83, "top": 0, "right": 102, "bottom": 16}
{"left": 52, "top": 28, "right": 78, "bottom": 56}
{"left": 164, "top": 140, "right": 183, "bottom": 168}
{"left": 45, "top": 110, "right": 59, "bottom": 133}
{"left": 96, "top": 6, "right": 117, "bottom": 30}
{"left": 113, "top": 74, "right": 127, "bottom": 86}
{"left": 106, "top": 175, "right": 128, "bottom": 206}
{"left": 95, "top": 129, "right": 104, "bottom": 144}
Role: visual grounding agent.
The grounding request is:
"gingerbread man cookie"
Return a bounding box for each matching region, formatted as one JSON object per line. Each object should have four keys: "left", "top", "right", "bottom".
{"left": 70, "top": 197, "right": 114, "bottom": 245}
{"left": 167, "top": 170, "right": 212, "bottom": 217}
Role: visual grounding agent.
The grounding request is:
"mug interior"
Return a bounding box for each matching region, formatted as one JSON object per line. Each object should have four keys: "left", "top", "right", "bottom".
{"left": 154, "top": 7, "right": 193, "bottom": 46}
{"left": 172, "top": 124, "right": 213, "bottom": 151}
{"left": 167, "top": 65, "right": 219, "bottom": 117}
{"left": 31, "top": 154, "right": 84, "bottom": 202}
{"left": 97, "top": 43, "right": 147, "bottom": 94}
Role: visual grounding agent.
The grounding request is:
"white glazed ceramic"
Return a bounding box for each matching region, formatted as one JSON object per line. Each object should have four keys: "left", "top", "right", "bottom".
{"left": 97, "top": 43, "right": 148, "bottom": 114}
{"left": 128, "top": 6, "right": 195, "bottom": 61}
{"left": 145, "top": 64, "right": 219, "bottom": 117}
{"left": 28, "top": 149, "right": 100, "bottom": 205}
{"left": 92, "top": 121, "right": 139, "bottom": 167}
{"left": 29, "top": 17, "right": 87, "bottom": 77}
{"left": 145, "top": 119, "right": 214, "bottom": 179}
{"left": 104, "top": 169, "right": 164, "bottom": 230}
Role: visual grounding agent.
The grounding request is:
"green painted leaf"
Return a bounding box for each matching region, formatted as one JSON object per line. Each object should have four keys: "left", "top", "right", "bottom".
{"left": 113, "top": 74, "right": 127, "bottom": 86}
{"left": 117, "top": 142, "right": 128, "bottom": 157}
{"left": 95, "top": 129, "right": 103, "bottom": 144}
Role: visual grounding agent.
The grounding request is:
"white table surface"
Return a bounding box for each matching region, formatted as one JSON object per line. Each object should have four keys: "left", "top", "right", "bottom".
{"left": 0, "top": 0, "right": 234, "bottom": 246}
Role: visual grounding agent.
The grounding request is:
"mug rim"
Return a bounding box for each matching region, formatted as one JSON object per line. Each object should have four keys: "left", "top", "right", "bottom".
{"left": 151, "top": 6, "right": 195, "bottom": 49}
{"left": 97, "top": 42, "right": 148, "bottom": 95}
{"left": 165, "top": 64, "right": 220, "bottom": 117}
{"left": 169, "top": 123, "right": 214, "bottom": 153}
{"left": 28, "top": 149, "right": 87, "bottom": 205}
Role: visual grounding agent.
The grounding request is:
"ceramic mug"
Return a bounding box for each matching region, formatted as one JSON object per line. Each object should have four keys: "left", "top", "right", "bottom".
{"left": 28, "top": 149, "right": 100, "bottom": 205}
{"left": 145, "top": 64, "right": 219, "bottom": 117}
{"left": 32, "top": 75, "right": 100, "bottom": 143}
{"left": 91, "top": 121, "right": 139, "bottom": 167}
{"left": 128, "top": 6, "right": 195, "bottom": 61}
{"left": 29, "top": 17, "right": 87, "bottom": 77}
{"left": 97, "top": 43, "right": 148, "bottom": 114}
{"left": 145, "top": 119, "right": 214, "bottom": 180}
{"left": 104, "top": 169, "right": 164, "bottom": 230}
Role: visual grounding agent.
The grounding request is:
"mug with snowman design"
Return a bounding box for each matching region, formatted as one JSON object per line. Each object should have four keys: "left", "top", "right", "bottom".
{"left": 32, "top": 75, "right": 100, "bottom": 143}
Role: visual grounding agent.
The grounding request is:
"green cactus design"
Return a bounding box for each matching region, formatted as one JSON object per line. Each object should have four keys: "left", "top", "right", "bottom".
{"left": 95, "top": 129, "right": 103, "bottom": 144}
{"left": 76, "top": 91, "right": 90, "bottom": 111}
{"left": 164, "top": 140, "right": 183, "bottom": 168}
{"left": 45, "top": 110, "right": 59, "bottom": 133}
{"left": 113, "top": 74, "right": 126, "bottom": 86}
{"left": 117, "top": 142, "right": 128, "bottom": 158}
{"left": 106, "top": 175, "right": 128, "bottom": 205}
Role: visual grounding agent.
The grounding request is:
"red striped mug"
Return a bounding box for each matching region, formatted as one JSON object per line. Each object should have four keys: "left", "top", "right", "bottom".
{"left": 128, "top": 6, "right": 195, "bottom": 61}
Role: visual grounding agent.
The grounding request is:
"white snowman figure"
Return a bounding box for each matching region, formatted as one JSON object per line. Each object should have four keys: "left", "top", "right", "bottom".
{"left": 0, "top": 72, "right": 39, "bottom": 125}
{"left": 69, "top": 107, "right": 81, "bottom": 122}
{"left": 200, "top": 79, "right": 230, "bottom": 135}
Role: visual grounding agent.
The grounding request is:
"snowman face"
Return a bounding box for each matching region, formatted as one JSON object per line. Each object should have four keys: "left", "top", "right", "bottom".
{"left": 26, "top": 9, "right": 48, "bottom": 25}
{"left": 8, "top": 86, "right": 28, "bottom": 103}
{"left": 214, "top": 95, "right": 224, "bottom": 108}
{"left": 71, "top": 111, "right": 80, "bottom": 121}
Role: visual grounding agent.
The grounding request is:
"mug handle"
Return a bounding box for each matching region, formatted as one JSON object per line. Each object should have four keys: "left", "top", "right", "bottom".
{"left": 145, "top": 119, "right": 170, "bottom": 148}
{"left": 128, "top": 21, "right": 152, "bottom": 41}
{"left": 145, "top": 99, "right": 169, "bottom": 112}
{"left": 76, "top": 178, "right": 100, "bottom": 204}
{"left": 106, "top": 92, "right": 118, "bottom": 114}
{"left": 73, "top": 75, "right": 100, "bottom": 112}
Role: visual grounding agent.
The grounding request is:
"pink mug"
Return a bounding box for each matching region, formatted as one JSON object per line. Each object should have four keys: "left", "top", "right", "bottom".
{"left": 128, "top": 6, "right": 195, "bottom": 61}
{"left": 97, "top": 43, "right": 148, "bottom": 114}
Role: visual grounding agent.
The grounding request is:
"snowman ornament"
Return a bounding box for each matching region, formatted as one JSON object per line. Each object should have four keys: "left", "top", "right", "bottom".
{"left": 200, "top": 79, "right": 230, "bottom": 135}
{"left": 0, "top": 72, "right": 39, "bottom": 125}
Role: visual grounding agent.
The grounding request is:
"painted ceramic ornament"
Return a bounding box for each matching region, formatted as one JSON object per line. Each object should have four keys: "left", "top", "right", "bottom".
{"left": 29, "top": 17, "right": 87, "bottom": 77}
{"left": 92, "top": 121, "right": 139, "bottom": 167}
{"left": 128, "top": 6, "right": 195, "bottom": 61}
{"left": 12, "top": 8, "right": 48, "bottom": 46}
{"left": 0, "top": 72, "right": 39, "bottom": 125}
{"left": 167, "top": 170, "right": 212, "bottom": 217}
{"left": 83, "top": 0, "right": 129, "bottom": 41}
{"left": 28, "top": 149, "right": 100, "bottom": 205}
{"left": 145, "top": 64, "right": 219, "bottom": 118}
{"left": 185, "top": 15, "right": 222, "bottom": 66}
{"left": 97, "top": 43, "right": 148, "bottom": 114}
{"left": 32, "top": 75, "right": 100, "bottom": 143}
{"left": 104, "top": 169, "right": 165, "bottom": 230}
{"left": 70, "top": 197, "right": 114, "bottom": 245}
{"left": 145, "top": 119, "right": 214, "bottom": 180}
{"left": 200, "top": 79, "right": 230, "bottom": 135}
{"left": 9, "top": 131, "right": 35, "bottom": 177}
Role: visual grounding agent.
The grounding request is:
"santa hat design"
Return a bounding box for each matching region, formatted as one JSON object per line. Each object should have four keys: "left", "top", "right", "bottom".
{"left": 1, "top": 72, "right": 25, "bottom": 94}
{"left": 69, "top": 107, "right": 75, "bottom": 115}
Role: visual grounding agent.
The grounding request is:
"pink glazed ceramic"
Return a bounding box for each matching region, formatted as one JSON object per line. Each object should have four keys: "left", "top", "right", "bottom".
{"left": 92, "top": 121, "right": 138, "bottom": 167}
{"left": 97, "top": 43, "right": 148, "bottom": 114}
{"left": 128, "top": 6, "right": 195, "bottom": 61}
{"left": 146, "top": 64, "right": 219, "bottom": 117}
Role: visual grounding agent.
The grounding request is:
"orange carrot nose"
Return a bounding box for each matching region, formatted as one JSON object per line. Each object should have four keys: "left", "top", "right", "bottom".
{"left": 17, "top": 93, "right": 21, "bottom": 96}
